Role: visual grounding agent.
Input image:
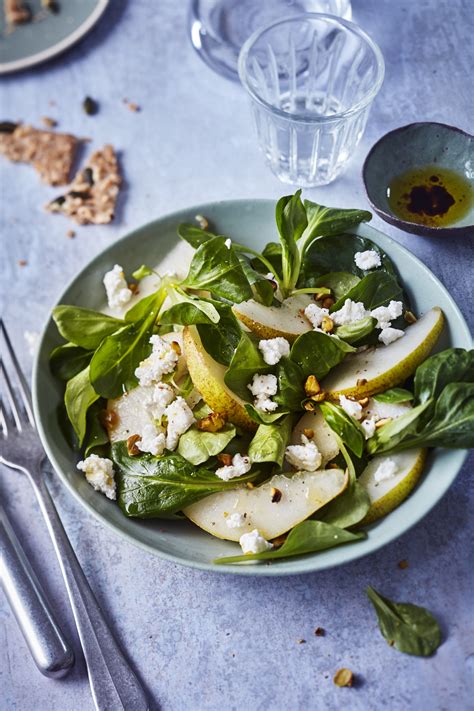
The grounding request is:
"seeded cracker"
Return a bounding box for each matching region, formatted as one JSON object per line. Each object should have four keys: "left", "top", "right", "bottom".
{"left": 0, "top": 123, "right": 79, "bottom": 185}
{"left": 46, "top": 145, "right": 121, "bottom": 225}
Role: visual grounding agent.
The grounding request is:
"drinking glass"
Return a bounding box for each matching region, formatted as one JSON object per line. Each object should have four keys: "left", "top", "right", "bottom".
{"left": 238, "top": 14, "right": 385, "bottom": 186}
{"left": 189, "top": 0, "right": 352, "bottom": 81}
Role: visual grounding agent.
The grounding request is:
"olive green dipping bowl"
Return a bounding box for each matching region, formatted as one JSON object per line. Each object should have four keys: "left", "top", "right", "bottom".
{"left": 363, "top": 122, "right": 474, "bottom": 237}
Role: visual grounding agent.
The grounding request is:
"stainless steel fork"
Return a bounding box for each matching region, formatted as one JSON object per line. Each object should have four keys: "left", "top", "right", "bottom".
{"left": 0, "top": 321, "right": 149, "bottom": 711}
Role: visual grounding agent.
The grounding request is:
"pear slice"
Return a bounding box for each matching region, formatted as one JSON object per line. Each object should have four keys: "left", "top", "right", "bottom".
{"left": 106, "top": 384, "right": 157, "bottom": 442}
{"left": 184, "top": 468, "right": 347, "bottom": 541}
{"left": 322, "top": 307, "right": 444, "bottom": 400}
{"left": 232, "top": 294, "right": 312, "bottom": 341}
{"left": 183, "top": 326, "right": 257, "bottom": 431}
{"left": 359, "top": 448, "right": 427, "bottom": 525}
{"left": 291, "top": 409, "right": 340, "bottom": 466}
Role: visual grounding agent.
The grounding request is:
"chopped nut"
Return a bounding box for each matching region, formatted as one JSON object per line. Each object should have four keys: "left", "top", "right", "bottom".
{"left": 404, "top": 310, "right": 417, "bottom": 324}
{"left": 217, "top": 453, "right": 232, "bottom": 466}
{"left": 42, "top": 0, "right": 60, "bottom": 12}
{"left": 333, "top": 668, "right": 354, "bottom": 687}
{"left": 101, "top": 409, "right": 118, "bottom": 429}
{"left": 83, "top": 97, "right": 99, "bottom": 115}
{"left": 297, "top": 639, "right": 306, "bottom": 644}
{"left": 272, "top": 534, "right": 287, "bottom": 548}
{"left": 66, "top": 229, "right": 76, "bottom": 238}
{"left": 195, "top": 214, "right": 209, "bottom": 230}
{"left": 196, "top": 412, "right": 226, "bottom": 433}
{"left": 18, "top": 259, "right": 27, "bottom": 266}
{"left": 304, "top": 374, "right": 321, "bottom": 397}
{"left": 398, "top": 559, "right": 409, "bottom": 569}
{"left": 271, "top": 487, "right": 282, "bottom": 503}
{"left": 127, "top": 102, "right": 140, "bottom": 112}
{"left": 5, "top": 0, "right": 31, "bottom": 24}
{"left": 356, "top": 378, "right": 367, "bottom": 386}
{"left": 314, "top": 627, "right": 325, "bottom": 636}
{"left": 170, "top": 340, "right": 181, "bottom": 356}
{"left": 128, "top": 282, "right": 139, "bottom": 293}
{"left": 246, "top": 482, "right": 255, "bottom": 489}
{"left": 299, "top": 308, "right": 306, "bottom": 317}
{"left": 303, "top": 428, "right": 314, "bottom": 439}
{"left": 310, "top": 392, "right": 326, "bottom": 403}
{"left": 303, "top": 400, "right": 318, "bottom": 412}
{"left": 327, "top": 463, "right": 340, "bottom": 469}
{"left": 127, "top": 434, "right": 142, "bottom": 456}
{"left": 375, "top": 417, "right": 392, "bottom": 429}
{"left": 41, "top": 116, "right": 57, "bottom": 128}
{"left": 321, "top": 316, "right": 334, "bottom": 333}
{"left": 358, "top": 397, "right": 369, "bottom": 407}
{"left": 315, "top": 291, "right": 329, "bottom": 302}
{"left": 322, "top": 296, "right": 335, "bottom": 309}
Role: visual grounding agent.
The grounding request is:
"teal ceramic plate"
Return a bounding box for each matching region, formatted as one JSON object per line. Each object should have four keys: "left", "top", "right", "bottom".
{"left": 0, "top": 0, "right": 109, "bottom": 74}
{"left": 33, "top": 200, "right": 471, "bottom": 575}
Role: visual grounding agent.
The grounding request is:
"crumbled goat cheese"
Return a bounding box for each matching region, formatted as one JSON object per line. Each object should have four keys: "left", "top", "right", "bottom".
{"left": 136, "top": 424, "right": 166, "bottom": 456}
{"left": 103, "top": 264, "right": 132, "bottom": 309}
{"left": 216, "top": 454, "right": 252, "bottom": 481}
{"left": 354, "top": 250, "right": 381, "bottom": 270}
{"left": 371, "top": 300, "right": 404, "bottom": 329}
{"left": 378, "top": 327, "right": 405, "bottom": 346}
{"left": 265, "top": 272, "right": 275, "bottom": 280}
{"left": 24, "top": 330, "right": 39, "bottom": 357}
{"left": 226, "top": 512, "right": 247, "bottom": 529}
{"left": 164, "top": 396, "right": 195, "bottom": 450}
{"left": 339, "top": 395, "right": 363, "bottom": 420}
{"left": 285, "top": 435, "right": 322, "bottom": 472}
{"left": 147, "top": 382, "right": 175, "bottom": 420}
{"left": 361, "top": 416, "right": 377, "bottom": 439}
{"left": 224, "top": 238, "right": 232, "bottom": 249}
{"left": 239, "top": 529, "right": 273, "bottom": 555}
{"left": 258, "top": 337, "right": 290, "bottom": 365}
{"left": 77, "top": 454, "right": 116, "bottom": 499}
{"left": 134, "top": 335, "right": 178, "bottom": 386}
{"left": 331, "top": 299, "right": 369, "bottom": 326}
{"left": 304, "top": 303, "right": 329, "bottom": 329}
{"left": 248, "top": 373, "right": 278, "bottom": 413}
{"left": 373, "top": 458, "right": 398, "bottom": 484}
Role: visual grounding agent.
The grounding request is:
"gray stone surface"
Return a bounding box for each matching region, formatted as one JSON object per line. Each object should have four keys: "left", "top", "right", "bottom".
{"left": 0, "top": 1, "right": 473, "bottom": 709}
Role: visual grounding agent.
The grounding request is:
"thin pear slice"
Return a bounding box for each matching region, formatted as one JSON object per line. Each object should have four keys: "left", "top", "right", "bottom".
{"left": 291, "top": 409, "right": 340, "bottom": 465}
{"left": 184, "top": 468, "right": 348, "bottom": 541}
{"left": 183, "top": 326, "right": 257, "bottom": 431}
{"left": 359, "top": 449, "right": 427, "bottom": 525}
{"left": 233, "top": 294, "right": 312, "bottom": 341}
{"left": 323, "top": 307, "right": 444, "bottom": 400}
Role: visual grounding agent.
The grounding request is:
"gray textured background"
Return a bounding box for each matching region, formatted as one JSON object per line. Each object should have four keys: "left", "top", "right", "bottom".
{"left": 1, "top": 1, "right": 473, "bottom": 709}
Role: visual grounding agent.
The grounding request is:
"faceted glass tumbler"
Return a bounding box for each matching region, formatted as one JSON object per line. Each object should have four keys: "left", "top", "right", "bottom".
{"left": 238, "top": 14, "right": 385, "bottom": 187}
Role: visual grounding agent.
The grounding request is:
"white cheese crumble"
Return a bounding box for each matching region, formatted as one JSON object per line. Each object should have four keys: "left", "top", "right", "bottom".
{"left": 136, "top": 424, "right": 166, "bottom": 456}
{"left": 239, "top": 529, "right": 273, "bottom": 555}
{"left": 373, "top": 458, "right": 398, "bottom": 484}
{"left": 354, "top": 250, "right": 381, "bottom": 270}
{"left": 378, "top": 327, "right": 405, "bottom": 346}
{"left": 258, "top": 337, "right": 290, "bottom": 365}
{"left": 134, "top": 335, "right": 178, "bottom": 387}
{"left": 285, "top": 435, "right": 322, "bottom": 472}
{"left": 103, "top": 264, "right": 133, "bottom": 309}
{"left": 361, "top": 416, "right": 377, "bottom": 439}
{"left": 215, "top": 454, "right": 251, "bottom": 481}
{"left": 164, "top": 396, "right": 195, "bottom": 450}
{"left": 248, "top": 373, "right": 278, "bottom": 412}
{"left": 147, "top": 382, "right": 176, "bottom": 420}
{"left": 371, "top": 300, "right": 404, "bottom": 329}
{"left": 77, "top": 454, "right": 116, "bottom": 500}
{"left": 224, "top": 238, "right": 232, "bottom": 249}
{"left": 226, "top": 512, "right": 247, "bottom": 529}
{"left": 265, "top": 272, "right": 275, "bottom": 280}
{"left": 331, "top": 299, "right": 369, "bottom": 326}
{"left": 339, "top": 395, "right": 363, "bottom": 420}
{"left": 304, "top": 303, "right": 329, "bottom": 329}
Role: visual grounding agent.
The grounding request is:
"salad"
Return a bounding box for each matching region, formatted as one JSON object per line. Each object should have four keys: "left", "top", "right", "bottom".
{"left": 49, "top": 192, "right": 474, "bottom": 565}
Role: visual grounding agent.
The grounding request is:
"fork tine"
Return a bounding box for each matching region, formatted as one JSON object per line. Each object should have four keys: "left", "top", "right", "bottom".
{"left": 0, "top": 397, "right": 9, "bottom": 435}
{"left": 0, "top": 360, "right": 23, "bottom": 431}
{"left": 0, "top": 320, "right": 35, "bottom": 427}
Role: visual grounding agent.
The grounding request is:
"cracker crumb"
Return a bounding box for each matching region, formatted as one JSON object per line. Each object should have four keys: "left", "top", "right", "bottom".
{"left": 18, "top": 259, "right": 27, "bottom": 266}
{"left": 398, "top": 559, "right": 409, "bottom": 569}
{"left": 126, "top": 102, "right": 140, "bottom": 113}
{"left": 41, "top": 116, "right": 57, "bottom": 128}
{"left": 314, "top": 627, "right": 325, "bottom": 636}
{"left": 66, "top": 229, "right": 76, "bottom": 238}
{"left": 4, "top": 0, "right": 31, "bottom": 24}
{"left": 297, "top": 639, "right": 306, "bottom": 644}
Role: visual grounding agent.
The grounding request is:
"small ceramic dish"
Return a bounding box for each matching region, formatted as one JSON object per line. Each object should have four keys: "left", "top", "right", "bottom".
{"left": 363, "top": 122, "right": 473, "bottom": 237}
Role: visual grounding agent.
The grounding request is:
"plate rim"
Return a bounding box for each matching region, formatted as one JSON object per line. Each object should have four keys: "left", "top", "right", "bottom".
{"left": 0, "top": 0, "right": 109, "bottom": 75}
{"left": 32, "top": 198, "right": 472, "bottom": 576}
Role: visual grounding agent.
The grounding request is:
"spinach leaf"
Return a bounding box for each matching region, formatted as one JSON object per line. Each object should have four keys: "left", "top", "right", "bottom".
{"left": 414, "top": 348, "right": 474, "bottom": 404}
{"left": 90, "top": 290, "right": 166, "bottom": 399}
{"left": 367, "top": 586, "right": 442, "bottom": 657}
{"left": 301, "top": 200, "right": 372, "bottom": 251}
{"left": 237, "top": 254, "right": 274, "bottom": 306}
{"left": 335, "top": 316, "right": 377, "bottom": 345}
{"left": 160, "top": 300, "right": 220, "bottom": 327}
{"left": 177, "top": 222, "right": 217, "bottom": 248}
{"left": 251, "top": 242, "right": 283, "bottom": 276}
{"left": 274, "top": 357, "right": 305, "bottom": 411}
{"left": 84, "top": 401, "right": 109, "bottom": 457}
{"left": 244, "top": 405, "right": 289, "bottom": 426}
{"left": 330, "top": 271, "right": 405, "bottom": 313}
{"left": 181, "top": 236, "right": 253, "bottom": 303}
{"left": 50, "top": 343, "right": 93, "bottom": 380}
{"left": 366, "top": 401, "right": 431, "bottom": 455}
{"left": 313, "top": 271, "right": 360, "bottom": 300}
{"left": 319, "top": 401, "right": 365, "bottom": 459}
{"left": 177, "top": 423, "right": 236, "bottom": 465}
{"left": 276, "top": 191, "right": 307, "bottom": 293}
{"left": 373, "top": 388, "right": 414, "bottom": 404}
{"left": 318, "top": 440, "right": 370, "bottom": 528}
{"left": 290, "top": 331, "right": 355, "bottom": 380}
{"left": 64, "top": 366, "right": 99, "bottom": 445}
{"left": 214, "top": 520, "right": 365, "bottom": 564}
{"left": 224, "top": 331, "right": 272, "bottom": 401}
{"left": 132, "top": 264, "right": 154, "bottom": 281}
{"left": 52, "top": 305, "right": 124, "bottom": 350}
{"left": 113, "top": 442, "right": 257, "bottom": 517}
{"left": 248, "top": 415, "right": 293, "bottom": 467}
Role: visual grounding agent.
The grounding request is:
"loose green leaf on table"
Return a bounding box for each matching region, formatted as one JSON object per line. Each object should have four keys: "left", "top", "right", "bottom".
{"left": 214, "top": 520, "right": 366, "bottom": 564}
{"left": 367, "top": 586, "right": 442, "bottom": 657}
{"left": 50, "top": 343, "right": 93, "bottom": 380}
{"left": 373, "top": 388, "right": 414, "bottom": 404}
{"left": 319, "top": 401, "right": 365, "bottom": 459}
{"left": 52, "top": 305, "right": 124, "bottom": 350}
{"left": 248, "top": 415, "right": 293, "bottom": 467}
{"left": 290, "top": 331, "right": 355, "bottom": 380}
{"left": 178, "top": 423, "right": 236, "bottom": 465}
{"left": 64, "top": 366, "right": 99, "bottom": 445}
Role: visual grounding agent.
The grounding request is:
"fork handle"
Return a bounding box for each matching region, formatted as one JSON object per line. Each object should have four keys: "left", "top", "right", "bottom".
{"left": 0, "top": 505, "right": 75, "bottom": 677}
{"left": 30, "top": 474, "right": 149, "bottom": 711}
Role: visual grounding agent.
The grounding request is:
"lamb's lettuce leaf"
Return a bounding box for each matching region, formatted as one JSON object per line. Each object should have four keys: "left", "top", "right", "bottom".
{"left": 330, "top": 271, "right": 405, "bottom": 313}
{"left": 224, "top": 331, "right": 272, "bottom": 401}
{"left": 177, "top": 423, "right": 236, "bottom": 465}
{"left": 335, "top": 316, "right": 377, "bottom": 345}
{"left": 64, "top": 366, "right": 99, "bottom": 445}
{"left": 319, "top": 401, "right": 365, "bottom": 459}
{"left": 290, "top": 331, "right": 355, "bottom": 380}
{"left": 373, "top": 388, "right": 414, "bottom": 404}
{"left": 414, "top": 348, "right": 474, "bottom": 404}
{"left": 50, "top": 343, "right": 93, "bottom": 381}
{"left": 248, "top": 415, "right": 293, "bottom": 467}
{"left": 318, "top": 439, "right": 370, "bottom": 528}
{"left": 52, "top": 305, "right": 124, "bottom": 350}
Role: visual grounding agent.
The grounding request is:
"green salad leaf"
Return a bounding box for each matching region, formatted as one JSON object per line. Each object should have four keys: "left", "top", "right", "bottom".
{"left": 244, "top": 405, "right": 289, "bottom": 426}
{"left": 83, "top": 401, "right": 109, "bottom": 457}
{"left": 312, "top": 271, "right": 360, "bottom": 300}
{"left": 367, "top": 586, "right": 442, "bottom": 657}
{"left": 319, "top": 401, "right": 365, "bottom": 459}
{"left": 50, "top": 343, "right": 93, "bottom": 381}
{"left": 335, "top": 316, "right": 377, "bottom": 345}
{"left": 214, "top": 520, "right": 366, "bottom": 564}
{"left": 177, "top": 222, "right": 217, "bottom": 248}
{"left": 290, "top": 331, "right": 355, "bottom": 380}
{"left": 177, "top": 423, "right": 236, "bottom": 465}
{"left": 224, "top": 331, "right": 272, "bottom": 401}
{"left": 301, "top": 201, "right": 371, "bottom": 248}
{"left": 414, "top": 348, "right": 474, "bottom": 404}
{"left": 52, "top": 305, "right": 124, "bottom": 350}
{"left": 248, "top": 415, "right": 293, "bottom": 467}
{"left": 373, "top": 388, "right": 414, "bottom": 403}
{"left": 65, "top": 366, "right": 99, "bottom": 445}
{"left": 274, "top": 357, "right": 305, "bottom": 411}
{"left": 318, "top": 440, "right": 370, "bottom": 528}
{"left": 275, "top": 191, "right": 308, "bottom": 294}
{"left": 330, "top": 271, "right": 405, "bottom": 313}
